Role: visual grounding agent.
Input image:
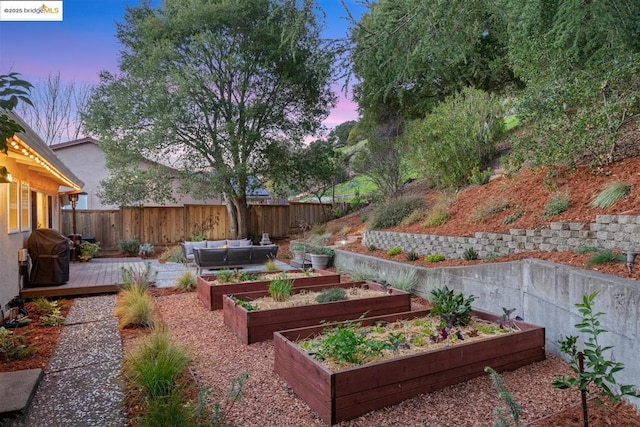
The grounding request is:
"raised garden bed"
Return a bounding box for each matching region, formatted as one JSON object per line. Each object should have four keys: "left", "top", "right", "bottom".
{"left": 196, "top": 268, "right": 340, "bottom": 310}
{"left": 223, "top": 281, "right": 411, "bottom": 344}
{"left": 273, "top": 309, "right": 545, "bottom": 425}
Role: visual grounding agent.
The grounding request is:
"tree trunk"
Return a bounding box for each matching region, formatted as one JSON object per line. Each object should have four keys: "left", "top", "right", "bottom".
{"left": 225, "top": 198, "right": 239, "bottom": 240}
{"left": 233, "top": 195, "right": 249, "bottom": 239}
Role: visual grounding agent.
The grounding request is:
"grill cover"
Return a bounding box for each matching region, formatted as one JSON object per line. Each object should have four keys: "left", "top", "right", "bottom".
{"left": 27, "top": 229, "right": 71, "bottom": 286}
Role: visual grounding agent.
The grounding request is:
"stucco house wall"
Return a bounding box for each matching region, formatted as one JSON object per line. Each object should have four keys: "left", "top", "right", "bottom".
{"left": 51, "top": 138, "right": 225, "bottom": 209}
{"left": 0, "top": 111, "right": 83, "bottom": 319}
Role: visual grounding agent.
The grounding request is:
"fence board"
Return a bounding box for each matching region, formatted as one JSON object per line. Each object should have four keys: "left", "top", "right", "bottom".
{"left": 61, "top": 202, "right": 328, "bottom": 250}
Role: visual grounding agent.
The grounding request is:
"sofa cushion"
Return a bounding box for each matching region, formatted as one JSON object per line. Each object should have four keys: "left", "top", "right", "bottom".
{"left": 226, "top": 239, "right": 252, "bottom": 247}
{"left": 183, "top": 241, "right": 207, "bottom": 258}
{"left": 206, "top": 240, "right": 227, "bottom": 248}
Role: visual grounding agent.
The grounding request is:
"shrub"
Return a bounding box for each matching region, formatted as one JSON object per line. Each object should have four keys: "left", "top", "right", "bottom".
{"left": 174, "top": 271, "right": 196, "bottom": 291}
{"left": 542, "top": 193, "right": 570, "bottom": 217}
{"left": 159, "top": 246, "right": 185, "bottom": 263}
{"left": 268, "top": 274, "right": 293, "bottom": 302}
{"left": 386, "top": 270, "right": 418, "bottom": 293}
{"left": 425, "top": 253, "right": 445, "bottom": 262}
{"left": 406, "top": 251, "right": 419, "bottom": 261}
{"left": 0, "top": 327, "right": 34, "bottom": 361}
{"left": 138, "top": 242, "right": 156, "bottom": 257}
{"left": 118, "top": 236, "right": 141, "bottom": 255}
{"left": 429, "top": 286, "right": 476, "bottom": 327}
{"left": 469, "top": 166, "right": 492, "bottom": 185}
{"left": 587, "top": 249, "right": 625, "bottom": 266}
{"left": 370, "top": 196, "right": 424, "bottom": 229}
{"left": 468, "top": 198, "right": 510, "bottom": 223}
{"left": 403, "top": 87, "right": 504, "bottom": 188}
{"left": 215, "top": 270, "right": 235, "bottom": 283}
{"left": 124, "top": 328, "right": 190, "bottom": 399}
{"left": 115, "top": 285, "right": 155, "bottom": 329}
{"left": 386, "top": 246, "right": 402, "bottom": 256}
{"left": 400, "top": 208, "right": 425, "bottom": 226}
{"left": 316, "top": 287, "right": 348, "bottom": 303}
{"left": 422, "top": 206, "right": 450, "bottom": 227}
{"left": 367, "top": 244, "right": 377, "bottom": 252}
{"left": 31, "top": 297, "right": 58, "bottom": 315}
{"left": 591, "top": 181, "right": 631, "bottom": 209}
{"left": 78, "top": 241, "right": 100, "bottom": 260}
{"left": 463, "top": 247, "right": 479, "bottom": 261}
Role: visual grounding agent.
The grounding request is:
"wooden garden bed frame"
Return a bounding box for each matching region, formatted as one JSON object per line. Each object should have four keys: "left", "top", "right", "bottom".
{"left": 274, "top": 309, "right": 546, "bottom": 425}
{"left": 196, "top": 268, "right": 340, "bottom": 310}
{"left": 222, "top": 281, "right": 411, "bottom": 344}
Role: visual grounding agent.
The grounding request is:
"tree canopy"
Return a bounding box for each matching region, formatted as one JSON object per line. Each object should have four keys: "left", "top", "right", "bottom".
{"left": 84, "top": 0, "right": 336, "bottom": 238}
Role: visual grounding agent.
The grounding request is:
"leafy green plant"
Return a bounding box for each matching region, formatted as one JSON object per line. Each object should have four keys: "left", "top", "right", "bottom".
{"left": 542, "top": 193, "right": 570, "bottom": 217}
{"left": 31, "top": 297, "right": 58, "bottom": 315}
{"left": 469, "top": 166, "right": 492, "bottom": 186}
{"left": 422, "top": 206, "right": 450, "bottom": 227}
{"left": 0, "top": 327, "right": 34, "bottom": 361}
{"left": 316, "top": 287, "right": 348, "bottom": 303}
{"left": 406, "top": 251, "right": 419, "bottom": 261}
{"left": 463, "top": 247, "right": 479, "bottom": 261}
{"left": 367, "top": 244, "right": 377, "bottom": 252}
{"left": 429, "top": 286, "right": 476, "bottom": 327}
{"left": 268, "top": 274, "right": 293, "bottom": 302}
{"left": 498, "top": 308, "right": 522, "bottom": 332}
{"left": 121, "top": 262, "right": 155, "bottom": 291}
{"left": 174, "top": 271, "right": 196, "bottom": 291}
{"left": 306, "top": 321, "right": 392, "bottom": 365}
{"left": 78, "top": 241, "right": 100, "bottom": 260}
{"left": 208, "top": 372, "right": 249, "bottom": 426}
{"left": 386, "top": 269, "right": 418, "bottom": 293}
{"left": 591, "top": 181, "right": 631, "bottom": 209}
{"left": 502, "top": 206, "right": 524, "bottom": 225}
{"left": 124, "top": 328, "right": 191, "bottom": 399}
{"left": 230, "top": 297, "right": 257, "bottom": 312}
{"left": 215, "top": 270, "right": 235, "bottom": 283}
{"left": 485, "top": 252, "right": 499, "bottom": 260}
{"left": 468, "top": 198, "right": 510, "bottom": 223}
{"left": 425, "top": 253, "right": 445, "bottom": 262}
{"left": 138, "top": 242, "right": 156, "bottom": 257}
{"left": 485, "top": 366, "right": 522, "bottom": 427}
{"left": 586, "top": 249, "right": 625, "bottom": 266}
{"left": 114, "top": 285, "right": 155, "bottom": 329}
{"left": 159, "top": 245, "right": 185, "bottom": 263}
{"left": 552, "top": 292, "right": 640, "bottom": 425}
{"left": 117, "top": 236, "right": 141, "bottom": 255}
{"left": 370, "top": 196, "right": 424, "bottom": 229}
{"left": 40, "top": 308, "right": 66, "bottom": 326}
{"left": 386, "top": 246, "right": 402, "bottom": 256}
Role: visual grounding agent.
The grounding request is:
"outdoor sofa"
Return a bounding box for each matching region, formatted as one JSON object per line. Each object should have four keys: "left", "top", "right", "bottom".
{"left": 181, "top": 239, "right": 278, "bottom": 274}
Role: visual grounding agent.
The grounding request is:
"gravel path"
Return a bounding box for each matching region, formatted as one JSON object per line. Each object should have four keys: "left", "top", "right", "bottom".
{"left": 155, "top": 292, "right": 581, "bottom": 427}
{"left": 10, "top": 295, "right": 125, "bottom": 427}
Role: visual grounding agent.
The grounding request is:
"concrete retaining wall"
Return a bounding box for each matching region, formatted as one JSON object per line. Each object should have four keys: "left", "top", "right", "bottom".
{"left": 363, "top": 214, "right": 640, "bottom": 259}
{"left": 335, "top": 249, "right": 640, "bottom": 410}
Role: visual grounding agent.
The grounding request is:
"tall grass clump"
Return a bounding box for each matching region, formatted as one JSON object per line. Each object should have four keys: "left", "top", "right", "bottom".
{"left": 586, "top": 249, "right": 625, "bottom": 266}
{"left": 386, "top": 270, "right": 418, "bottom": 293}
{"left": 115, "top": 285, "right": 155, "bottom": 329}
{"left": 591, "top": 181, "right": 631, "bottom": 208}
{"left": 345, "top": 264, "right": 378, "bottom": 282}
{"left": 542, "top": 193, "right": 570, "bottom": 217}
{"left": 468, "top": 198, "right": 510, "bottom": 223}
{"left": 174, "top": 271, "right": 196, "bottom": 291}
{"left": 124, "top": 328, "right": 191, "bottom": 399}
{"left": 268, "top": 273, "right": 293, "bottom": 302}
{"left": 370, "top": 196, "right": 423, "bottom": 230}
{"left": 121, "top": 262, "right": 155, "bottom": 291}
{"left": 263, "top": 258, "right": 278, "bottom": 272}
{"left": 159, "top": 246, "right": 185, "bottom": 263}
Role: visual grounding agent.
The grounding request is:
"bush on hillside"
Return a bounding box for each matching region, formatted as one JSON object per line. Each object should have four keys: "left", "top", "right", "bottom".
{"left": 403, "top": 87, "right": 505, "bottom": 188}
{"left": 369, "top": 196, "right": 423, "bottom": 230}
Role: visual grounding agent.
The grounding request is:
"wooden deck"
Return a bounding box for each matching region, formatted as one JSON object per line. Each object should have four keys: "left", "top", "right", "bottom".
{"left": 20, "top": 258, "right": 151, "bottom": 299}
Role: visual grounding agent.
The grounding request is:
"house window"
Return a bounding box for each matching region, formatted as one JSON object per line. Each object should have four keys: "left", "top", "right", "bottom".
{"left": 20, "top": 183, "right": 30, "bottom": 231}
{"left": 8, "top": 181, "right": 19, "bottom": 232}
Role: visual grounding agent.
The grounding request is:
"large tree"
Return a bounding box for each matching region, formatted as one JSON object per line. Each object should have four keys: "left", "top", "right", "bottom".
{"left": 84, "top": 0, "right": 335, "bottom": 238}
{"left": 350, "top": 0, "right": 518, "bottom": 122}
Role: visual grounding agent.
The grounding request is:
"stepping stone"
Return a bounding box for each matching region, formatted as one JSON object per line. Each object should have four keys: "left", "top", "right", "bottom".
{"left": 0, "top": 369, "right": 43, "bottom": 416}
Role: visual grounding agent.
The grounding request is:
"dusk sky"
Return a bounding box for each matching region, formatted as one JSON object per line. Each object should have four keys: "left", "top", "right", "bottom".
{"left": 0, "top": 0, "right": 365, "bottom": 132}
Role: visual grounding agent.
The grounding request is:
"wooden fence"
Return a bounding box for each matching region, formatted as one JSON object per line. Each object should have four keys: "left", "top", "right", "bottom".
{"left": 60, "top": 202, "right": 329, "bottom": 250}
